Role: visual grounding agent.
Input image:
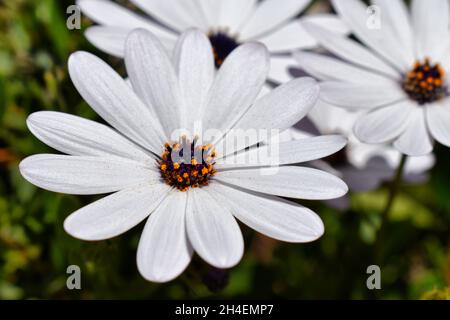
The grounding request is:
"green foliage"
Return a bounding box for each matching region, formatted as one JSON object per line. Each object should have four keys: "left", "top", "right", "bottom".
{"left": 0, "top": 0, "right": 449, "bottom": 300}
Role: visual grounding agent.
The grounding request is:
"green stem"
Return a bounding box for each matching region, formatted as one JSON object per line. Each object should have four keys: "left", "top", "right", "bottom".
{"left": 374, "top": 154, "right": 408, "bottom": 264}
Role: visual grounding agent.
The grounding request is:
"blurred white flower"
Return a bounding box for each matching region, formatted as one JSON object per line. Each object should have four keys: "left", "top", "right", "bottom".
{"left": 19, "top": 29, "right": 348, "bottom": 282}
{"left": 294, "top": 0, "right": 450, "bottom": 156}
{"left": 77, "top": 0, "right": 348, "bottom": 83}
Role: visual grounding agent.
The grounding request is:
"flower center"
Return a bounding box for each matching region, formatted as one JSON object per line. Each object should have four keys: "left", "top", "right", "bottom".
{"left": 325, "top": 147, "right": 348, "bottom": 167}
{"left": 158, "top": 137, "right": 216, "bottom": 191}
{"left": 208, "top": 31, "right": 240, "bottom": 68}
{"left": 402, "top": 58, "right": 447, "bottom": 105}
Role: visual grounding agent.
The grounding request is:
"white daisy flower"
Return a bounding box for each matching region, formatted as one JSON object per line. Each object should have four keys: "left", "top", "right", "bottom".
{"left": 76, "top": 0, "right": 348, "bottom": 83}
{"left": 294, "top": 0, "right": 450, "bottom": 156}
{"left": 19, "top": 29, "right": 348, "bottom": 282}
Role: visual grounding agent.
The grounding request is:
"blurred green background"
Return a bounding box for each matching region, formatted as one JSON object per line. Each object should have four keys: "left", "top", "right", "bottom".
{"left": 0, "top": 0, "right": 450, "bottom": 300}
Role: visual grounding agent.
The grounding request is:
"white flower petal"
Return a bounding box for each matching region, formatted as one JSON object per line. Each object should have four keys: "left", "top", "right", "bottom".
{"left": 300, "top": 22, "right": 399, "bottom": 78}
{"left": 137, "top": 191, "right": 193, "bottom": 283}
{"left": 412, "top": 0, "right": 450, "bottom": 61}
{"left": 405, "top": 154, "right": 435, "bottom": 175}
{"left": 267, "top": 55, "right": 297, "bottom": 84}
{"left": 208, "top": 183, "right": 324, "bottom": 243}
{"left": 332, "top": 0, "right": 413, "bottom": 71}
{"left": 394, "top": 108, "right": 433, "bottom": 156}
{"left": 68, "top": 51, "right": 165, "bottom": 154}
{"left": 64, "top": 183, "right": 171, "bottom": 241}
{"left": 173, "top": 29, "right": 214, "bottom": 133}
{"left": 215, "top": 166, "right": 348, "bottom": 200}
{"left": 19, "top": 154, "right": 158, "bottom": 195}
{"left": 236, "top": 78, "right": 318, "bottom": 134}
{"left": 27, "top": 111, "right": 150, "bottom": 161}
{"left": 404, "top": 154, "right": 435, "bottom": 174}
{"left": 203, "top": 42, "right": 269, "bottom": 135}
{"left": 217, "top": 0, "right": 257, "bottom": 33}
{"left": 130, "top": 0, "right": 205, "bottom": 31}
{"left": 239, "top": 0, "right": 310, "bottom": 40}
{"left": 426, "top": 100, "right": 450, "bottom": 148}
{"left": 300, "top": 14, "right": 350, "bottom": 35}
{"left": 353, "top": 101, "right": 413, "bottom": 144}
{"left": 85, "top": 26, "right": 129, "bottom": 58}
{"left": 77, "top": 0, "right": 175, "bottom": 39}
{"left": 216, "top": 135, "right": 347, "bottom": 169}
{"left": 255, "top": 20, "right": 317, "bottom": 53}
{"left": 125, "top": 29, "right": 184, "bottom": 136}
{"left": 294, "top": 51, "right": 392, "bottom": 84}
{"left": 320, "top": 81, "right": 407, "bottom": 110}
{"left": 186, "top": 188, "right": 244, "bottom": 269}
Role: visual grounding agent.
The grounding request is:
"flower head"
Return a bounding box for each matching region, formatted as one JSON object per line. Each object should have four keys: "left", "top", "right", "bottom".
{"left": 77, "top": 0, "right": 349, "bottom": 83}
{"left": 19, "top": 29, "right": 348, "bottom": 282}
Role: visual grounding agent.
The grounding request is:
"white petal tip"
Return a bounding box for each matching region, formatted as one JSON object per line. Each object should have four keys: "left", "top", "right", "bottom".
{"left": 125, "top": 28, "right": 154, "bottom": 44}
{"left": 337, "top": 180, "right": 349, "bottom": 197}
{"left": 18, "top": 157, "right": 35, "bottom": 183}
{"left": 84, "top": 26, "right": 102, "bottom": 40}
{"left": 332, "top": 134, "right": 348, "bottom": 150}
{"left": 26, "top": 112, "right": 45, "bottom": 132}
{"left": 303, "top": 213, "right": 325, "bottom": 242}
{"left": 393, "top": 139, "right": 434, "bottom": 157}
{"left": 68, "top": 51, "right": 94, "bottom": 72}
{"left": 196, "top": 243, "right": 244, "bottom": 270}
{"left": 239, "top": 42, "right": 270, "bottom": 61}
{"left": 310, "top": 224, "right": 325, "bottom": 241}
{"left": 137, "top": 264, "right": 187, "bottom": 283}
{"left": 63, "top": 216, "right": 98, "bottom": 241}
{"left": 322, "top": 177, "right": 349, "bottom": 200}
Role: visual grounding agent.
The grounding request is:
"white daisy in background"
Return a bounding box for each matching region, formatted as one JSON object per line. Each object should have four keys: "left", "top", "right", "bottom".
{"left": 19, "top": 29, "right": 348, "bottom": 282}
{"left": 294, "top": 0, "right": 450, "bottom": 156}
{"left": 76, "top": 0, "right": 348, "bottom": 83}
{"left": 291, "top": 101, "right": 435, "bottom": 209}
